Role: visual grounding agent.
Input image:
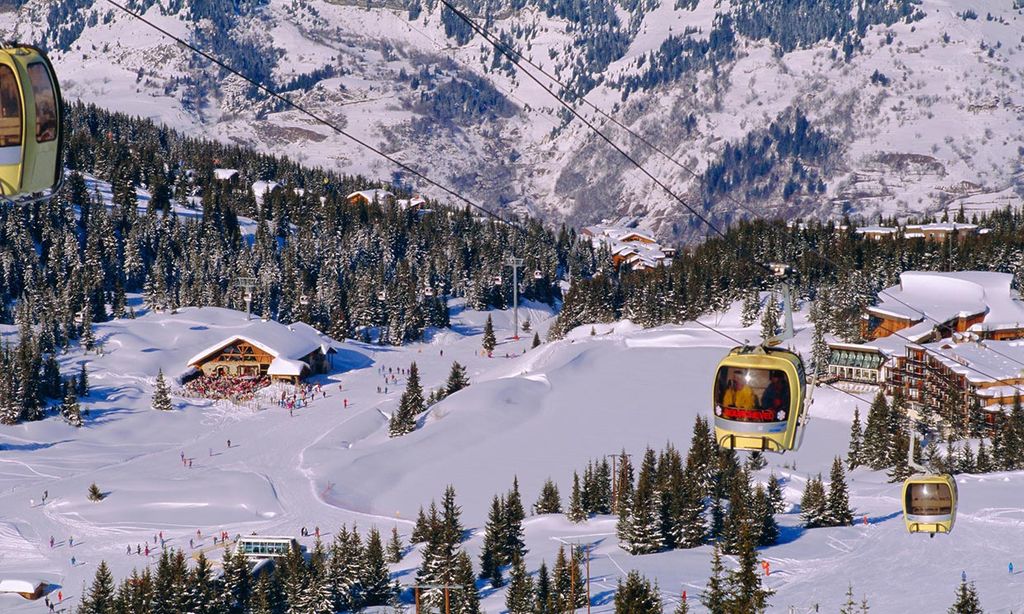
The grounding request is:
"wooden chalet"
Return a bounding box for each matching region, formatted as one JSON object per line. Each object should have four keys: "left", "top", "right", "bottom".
{"left": 186, "top": 320, "right": 335, "bottom": 384}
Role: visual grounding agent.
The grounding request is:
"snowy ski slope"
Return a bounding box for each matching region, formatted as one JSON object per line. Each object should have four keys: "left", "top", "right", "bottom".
{"left": 0, "top": 299, "right": 1023, "bottom": 612}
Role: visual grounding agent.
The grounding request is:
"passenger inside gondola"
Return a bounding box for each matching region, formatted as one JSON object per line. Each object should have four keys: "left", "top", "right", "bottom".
{"left": 907, "top": 483, "right": 953, "bottom": 516}
{"left": 27, "top": 63, "right": 57, "bottom": 142}
{"left": 0, "top": 66, "right": 21, "bottom": 147}
{"left": 760, "top": 370, "right": 790, "bottom": 415}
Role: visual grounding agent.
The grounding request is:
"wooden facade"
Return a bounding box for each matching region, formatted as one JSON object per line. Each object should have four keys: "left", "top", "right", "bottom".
{"left": 195, "top": 341, "right": 275, "bottom": 378}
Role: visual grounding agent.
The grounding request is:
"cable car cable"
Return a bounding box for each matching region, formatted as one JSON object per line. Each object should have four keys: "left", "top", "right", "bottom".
{"left": 436, "top": 0, "right": 1024, "bottom": 404}
{"left": 99, "top": 0, "right": 526, "bottom": 233}
{"left": 99, "top": 0, "right": 997, "bottom": 412}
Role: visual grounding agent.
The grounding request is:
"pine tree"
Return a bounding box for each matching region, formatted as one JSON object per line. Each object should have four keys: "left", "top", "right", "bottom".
{"left": 534, "top": 561, "right": 552, "bottom": 614}
{"left": 725, "top": 523, "right": 774, "bottom": 614}
{"left": 568, "top": 472, "right": 587, "bottom": 523}
{"left": 534, "top": 478, "right": 561, "bottom": 514}
{"left": 760, "top": 292, "right": 780, "bottom": 341}
{"left": 504, "top": 555, "right": 534, "bottom": 614}
{"left": 847, "top": 407, "right": 864, "bottom": 469}
{"left": 88, "top": 482, "right": 105, "bottom": 501}
{"left": 800, "top": 474, "right": 827, "bottom": 528}
{"left": 948, "top": 580, "right": 983, "bottom": 613}
{"left": 61, "top": 382, "right": 83, "bottom": 426}
{"left": 624, "top": 447, "right": 663, "bottom": 554}
{"left": 479, "top": 495, "right": 505, "bottom": 588}
{"left": 720, "top": 470, "right": 749, "bottom": 554}
{"left": 445, "top": 361, "right": 469, "bottom": 396}
{"left": 766, "top": 473, "right": 785, "bottom": 514}
{"left": 452, "top": 550, "right": 481, "bottom": 614}
{"left": 532, "top": 331, "right": 541, "bottom": 348}
{"left": 976, "top": 439, "right": 992, "bottom": 473}
{"left": 740, "top": 290, "right": 761, "bottom": 328}
{"left": 810, "top": 307, "right": 830, "bottom": 378}
{"left": 839, "top": 583, "right": 857, "bottom": 614}
{"left": 387, "top": 526, "right": 403, "bottom": 563}
{"left": 329, "top": 525, "right": 364, "bottom": 612}
{"left": 221, "top": 546, "right": 252, "bottom": 613}
{"left": 482, "top": 315, "right": 496, "bottom": 353}
{"left": 390, "top": 362, "right": 424, "bottom": 437}
{"left": 552, "top": 545, "right": 585, "bottom": 612}
{"left": 152, "top": 369, "right": 172, "bottom": 411}
{"left": 752, "top": 483, "right": 779, "bottom": 547}
{"left": 614, "top": 570, "right": 661, "bottom": 613}
{"left": 411, "top": 506, "right": 431, "bottom": 543}
{"left": 80, "top": 560, "right": 116, "bottom": 614}
{"left": 826, "top": 456, "right": 854, "bottom": 527}
{"left": 502, "top": 477, "right": 527, "bottom": 564}
{"left": 862, "top": 391, "right": 892, "bottom": 470}
{"left": 701, "top": 543, "right": 727, "bottom": 614}
{"left": 78, "top": 362, "right": 89, "bottom": 395}
{"left": 361, "top": 527, "right": 397, "bottom": 607}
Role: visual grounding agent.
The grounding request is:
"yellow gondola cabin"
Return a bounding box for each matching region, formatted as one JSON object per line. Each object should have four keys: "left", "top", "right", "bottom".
{"left": 902, "top": 473, "right": 957, "bottom": 536}
{"left": 0, "top": 46, "right": 62, "bottom": 202}
{"left": 712, "top": 345, "right": 807, "bottom": 453}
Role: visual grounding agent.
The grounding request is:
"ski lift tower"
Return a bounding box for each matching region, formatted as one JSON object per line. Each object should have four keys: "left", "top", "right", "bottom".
{"left": 235, "top": 277, "right": 258, "bottom": 321}
{"left": 505, "top": 255, "right": 524, "bottom": 340}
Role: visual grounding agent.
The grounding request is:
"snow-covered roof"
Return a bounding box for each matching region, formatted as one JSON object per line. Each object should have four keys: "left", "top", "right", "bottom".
{"left": 213, "top": 168, "right": 239, "bottom": 180}
{"left": 268, "top": 357, "right": 308, "bottom": 376}
{"left": 347, "top": 189, "right": 393, "bottom": 203}
{"left": 251, "top": 181, "right": 281, "bottom": 206}
{"left": 918, "top": 339, "right": 1024, "bottom": 385}
{"left": 186, "top": 314, "right": 335, "bottom": 368}
{"left": 905, "top": 222, "right": 979, "bottom": 232}
{"left": 854, "top": 225, "right": 898, "bottom": 236}
{"left": 868, "top": 271, "right": 1024, "bottom": 327}
{"left": 0, "top": 578, "right": 45, "bottom": 595}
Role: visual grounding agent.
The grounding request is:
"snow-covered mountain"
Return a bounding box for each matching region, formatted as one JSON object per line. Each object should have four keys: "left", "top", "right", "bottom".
{"left": 6, "top": 0, "right": 1024, "bottom": 240}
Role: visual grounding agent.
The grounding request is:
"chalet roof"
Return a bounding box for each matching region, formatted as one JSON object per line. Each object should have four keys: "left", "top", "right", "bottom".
{"left": 251, "top": 181, "right": 281, "bottom": 206}
{"left": 0, "top": 578, "right": 45, "bottom": 594}
{"left": 186, "top": 314, "right": 336, "bottom": 368}
{"left": 867, "top": 271, "right": 1024, "bottom": 327}
{"left": 347, "top": 189, "right": 393, "bottom": 203}
{"left": 213, "top": 168, "right": 239, "bottom": 180}
{"left": 918, "top": 339, "right": 1024, "bottom": 385}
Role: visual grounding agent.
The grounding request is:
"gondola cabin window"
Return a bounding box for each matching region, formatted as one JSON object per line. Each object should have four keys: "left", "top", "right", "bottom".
{"left": 906, "top": 482, "right": 953, "bottom": 516}
{"left": 27, "top": 63, "right": 56, "bottom": 143}
{"left": 0, "top": 65, "right": 21, "bottom": 149}
{"left": 714, "top": 366, "right": 791, "bottom": 423}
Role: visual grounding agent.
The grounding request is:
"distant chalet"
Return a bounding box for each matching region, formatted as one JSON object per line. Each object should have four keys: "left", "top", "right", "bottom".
{"left": 581, "top": 219, "right": 676, "bottom": 271}
{"left": 186, "top": 317, "right": 336, "bottom": 384}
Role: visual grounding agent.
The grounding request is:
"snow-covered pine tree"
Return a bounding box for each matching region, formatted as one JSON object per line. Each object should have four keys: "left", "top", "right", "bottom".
{"left": 360, "top": 527, "right": 397, "bottom": 607}
{"left": 826, "top": 457, "right": 854, "bottom": 527}
{"left": 624, "top": 448, "right": 663, "bottom": 554}
{"left": 534, "top": 561, "right": 552, "bottom": 614}
{"left": 760, "top": 292, "right": 780, "bottom": 342}
{"left": 810, "top": 304, "right": 830, "bottom": 379}
{"left": 552, "top": 545, "right": 586, "bottom": 612}
{"left": 78, "top": 362, "right": 89, "bottom": 395}
{"left": 740, "top": 290, "right": 761, "bottom": 328}
{"left": 387, "top": 526, "right": 403, "bottom": 564}
{"left": 948, "top": 579, "right": 983, "bottom": 614}
{"left": 411, "top": 505, "right": 431, "bottom": 543}
{"left": 502, "top": 477, "right": 527, "bottom": 563}
{"left": 766, "top": 473, "right": 786, "bottom": 514}
{"left": 862, "top": 390, "right": 892, "bottom": 470}
{"left": 672, "top": 472, "right": 706, "bottom": 549}
{"left": 568, "top": 472, "right": 587, "bottom": 523}
{"left": 221, "top": 545, "right": 252, "bottom": 613}
{"left": 614, "top": 570, "right": 662, "bottom": 613}
{"left": 847, "top": 407, "right": 864, "bottom": 469}
{"left": 533, "top": 478, "right": 561, "bottom": 514}
{"left": 725, "top": 523, "right": 774, "bottom": 614}
{"left": 720, "top": 471, "right": 750, "bottom": 555}
{"left": 445, "top": 361, "right": 469, "bottom": 396}
{"left": 752, "top": 483, "right": 779, "bottom": 547}
{"left": 482, "top": 315, "right": 496, "bottom": 353}
{"left": 504, "top": 555, "right": 534, "bottom": 614}
{"left": 479, "top": 494, "right": 505, "bottom": 588}
{"left": 451, "top": 550, "right": 481, "bottom": 614}
{"left": 976, "top": 439, "right": 992, "bottom": 473}
{"left": 61, "top": 382, "right": 83, "bottom": 426}
{"left": 531, "top": 331, "right": 541, "bottom": 348}
{"left": 80, "top": 560, "right": 116, "bottom": 614}
{"left": 152, "top": 368, "right": 172, "bottom": 412}
{"left": 800, "top": 474, "right": 827, "bottom": 528}
{"left": 700, "top": 543, "right": 727, "bottom": 614}
{"left": 328, "top": 525, "right": 363, "bottom": 612}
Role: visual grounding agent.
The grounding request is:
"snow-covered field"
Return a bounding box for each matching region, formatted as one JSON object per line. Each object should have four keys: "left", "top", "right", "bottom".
{"left": 1, "top": 299, "right": 1023, "bottom": 612}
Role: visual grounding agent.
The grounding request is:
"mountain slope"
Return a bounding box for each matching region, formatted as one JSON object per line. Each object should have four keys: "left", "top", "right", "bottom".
{"left": 5, "top": 0, "right": 1024, "bottom": 240}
